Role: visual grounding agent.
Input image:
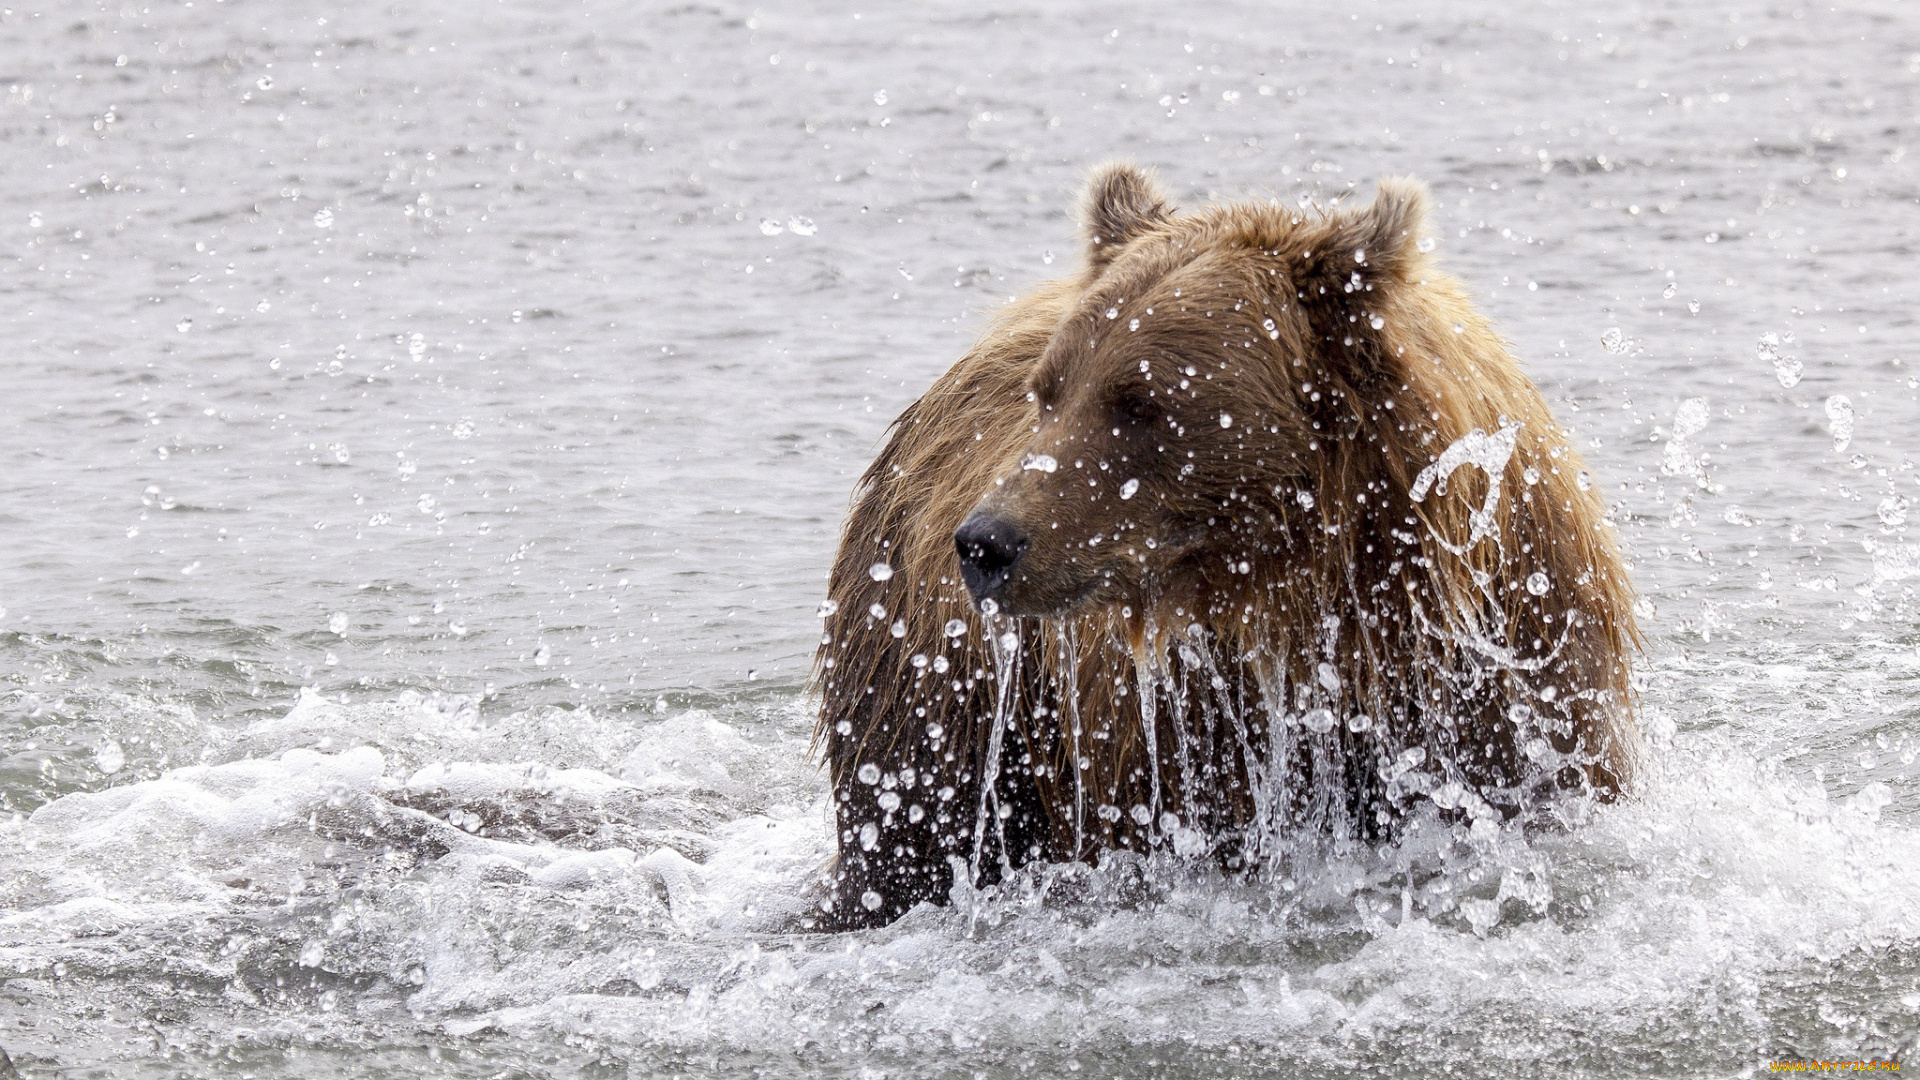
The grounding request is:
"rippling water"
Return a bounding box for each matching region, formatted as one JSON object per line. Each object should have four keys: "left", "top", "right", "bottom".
{"left": 3, "top": 0, "right": 1918, "bottom": 1075}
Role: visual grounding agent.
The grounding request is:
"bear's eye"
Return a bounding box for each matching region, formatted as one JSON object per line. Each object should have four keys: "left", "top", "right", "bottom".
{"left": 1113, "top": 394, "right": 1161, "bottom": 428}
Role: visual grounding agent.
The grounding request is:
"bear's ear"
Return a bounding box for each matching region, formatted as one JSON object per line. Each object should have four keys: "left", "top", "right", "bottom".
{"left": 1082, "top": 162, "right": 1174, "bottom": 270}
{"left": 1306, "top": 177, "right": 1430, "bottom": 291}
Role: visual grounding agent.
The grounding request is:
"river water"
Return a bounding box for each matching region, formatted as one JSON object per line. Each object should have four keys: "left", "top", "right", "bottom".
{"left": 2, "top": 0, "right": 1917, "bottom": 1075}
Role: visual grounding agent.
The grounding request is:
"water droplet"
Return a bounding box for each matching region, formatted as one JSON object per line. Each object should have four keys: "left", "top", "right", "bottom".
{"left": 1826, "top": 395, "right": 1854, "bottom": 451}
{"left": 1633, "top": 596, "right": 1657, "bottom": 620}
{"left": 926, "top": 722, "right": 944, "bottom": 739}
{"left": 979, "top": 598, "right": 1000, "bottom": 617}
{"left": 326, "top": 359, "right": 344, "bottom": 376}
{"left": 1219, "top": 412, "right": 1234, "bottom": 429}
{"left": 1021, "top": 453, "right": 1058, "bottom": 473}
{"left": 94, "top": 740, "right": 125, "bottom": 775}
{"left": 299, "top": 941, "right": 326, "bottom": 968}
{"left": 858, "top": 825, "right": 879, "bottom": 851}
{"left": 1452, "top": 322, "right": 1465, "bottom": 335}
{"left": 1576, "top": 471, "right": 1593, "bottom": 491}
{"left": 817, "top": 599, "right": 839, "bottom": 618}
{"left": 312, "top": 208, "right": 333, "bottom": 229}
{"left": 878, "top": 790, "right": 900, "bottom": 811}
{"left": 322, "top": 651, "right": 338, "bottom": 666}
{"left": 860, "top": 888, "right": 883, "bottom": 909}
{"left": 1416, "top": 237, "right": 1436, "bottom": 253}
{"left": 868, "top": 562, "right": 894, "bottom": 582}
{"left": 890, "top": 620, "right": 907, "bottom": 638}
{"left": 858, "top": 763, "right": 882, "bottom": 785}
{"left": 1599, "top": 327, "right": 1630, "bottom": 354}
{"left": 835, "top": 719, "right": 853, "bottom": 735}
{"left": 759, "top": 218, "right": 784, "bottom": 235}
{"left": 328, "top": 612, "right": 349, "bottom": 635}
{"left": 533, "top": 645, "right": 551, "bottom": 666}
{"left": 872, "top": 89, "right": 888, "bottom": 106}
{"left": 1316, "top": 662, "right": 1340, "bottom": 692}
{"left": 1522, "top": 466, "right": 1541, "bottom": 486}
{"left": 1368, "top": 314, "right": 1385, "bottom": 330}
{"left": 910, "top": 653, "right": 928, "bottom": 669}
{"left": 1662, "top": 281, "right": 1677, "bottom": 299}
{"left": 1526, "top": 571, "right": 1550, "bottom": 596}
{"left": 1296, "top": 490, "right": 1315, "bottom": 510}
{"left": 868, "top": 602, "right": 887, "bottom": 620}
{"left": 998, "top": 631, "right": 1019, "bottom": 655}
{"left": 1130, "top": 804, "right": 1153, "bottom": 825}
{"left": 1302, "top": 708, "right": 1337, "bottom": 733}
{"left": 944, "top": 618, "right": 967, "bottom": 637}
{"left": 1119, "top": 478, "right": 1140, "bottom": 500}
{"left": 787, "top": 215, "right": 816, "bottom": 236}
{"left": 1105, "top": 306, "right": 1119, "bottom": 320}
{"left": 1346, "top": 714, "right": 1372, "bottom": 733}
{"left": 932, "top": 655, "right": 950, "bottom": 673}
{"left": 175, "top": 318, "right": 192, "bottom": 333}
{"left": 447, "top": 620, "right": 467, "bottom": 636}
{"left": 1879, "top": 496, "right": 1909, "bottom": 527}
{"left": 1128, "top": 317, "right": 1140, "bottom": 331}
{"left": 451, "top": 419, "right": 476, "bottom": 440}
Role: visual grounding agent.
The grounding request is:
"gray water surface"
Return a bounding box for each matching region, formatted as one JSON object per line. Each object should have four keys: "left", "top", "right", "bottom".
{"left": 3, "top": 1, "right": 1919, "bottom": 1076}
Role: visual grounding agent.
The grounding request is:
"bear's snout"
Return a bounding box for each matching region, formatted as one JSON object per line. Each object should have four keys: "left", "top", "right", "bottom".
{"left": 954, "top": 512, "right": 1029, "bottom": 606}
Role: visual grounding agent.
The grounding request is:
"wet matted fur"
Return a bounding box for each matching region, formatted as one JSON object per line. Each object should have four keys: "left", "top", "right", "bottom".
{"left": 810, "top": 163, "right": 1639, "bottom": 930}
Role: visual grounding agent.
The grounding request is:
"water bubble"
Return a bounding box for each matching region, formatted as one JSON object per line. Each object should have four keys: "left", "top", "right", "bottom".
{"left": 328, "top": 612, "right": 349, "bottom": 635}
{"left": 312, "top": 208, "right": 333, "bottom": 229}
{"left": 1825, "top": 395, "right": 1854, "bottom": 451}
{"left": 1878, "top": 496, "right": 1909, "bottom": 527}
{"left": 1119, "top": 478, "right": 1140, "bottom": 500}
{"left": 533, "top": 645, "right": 551, "bottom": 666}
{"left": 787, "top": 216, "right": 816, "bottom": 235}
{"left": 1219, "top": 412, "right": 1233, "bottom": 429}
{"left": 176, "top": 318, "right": 192, "bottom": 333}
{"left": 94, "top": 740, "right": 125, "bottom": 775}
{"left": 1346, "top": 713, "right": 1371, "bottom": 733}
{"left": 817, "top": 599, "right": 839, "bottom": 618}
{"left": 944, "top": 618, "right": 967, "bottom": 638}
{"left": 1021, "top": 453, "right": 1058, "bottom": 473}
{"left": 1302, "top": 708, "right": 1337, "bottom": 733}
{"left": 1526, "top": 571, "right": 1550, "bottom": 596}
{"left": 868, "top": 562, "right": 894, "bottom": 582}
{"left": 857, "top": 763, "right": 882, "bottom": 785}
{"left": 759, "top": 218, "right": 784, "bottom": 235}
{"left": 868, "top": 602, "right": 887, "bottom": 620}
{"left": 890, "top": 620, "right": 907, "bottom": 638}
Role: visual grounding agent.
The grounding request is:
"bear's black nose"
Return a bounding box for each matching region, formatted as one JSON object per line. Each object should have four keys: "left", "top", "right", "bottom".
{"left": 954, "top": 513, "right": 1029, "bottom": 604}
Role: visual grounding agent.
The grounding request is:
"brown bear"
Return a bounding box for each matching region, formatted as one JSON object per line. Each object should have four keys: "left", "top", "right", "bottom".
{"left": 810, "top": 163, "right": 1638, "bottom": 930}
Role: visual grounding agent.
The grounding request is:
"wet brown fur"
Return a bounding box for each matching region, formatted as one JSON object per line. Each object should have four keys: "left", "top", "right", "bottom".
{"left": 810, "top": 164, "right": 1639, "bottom": 930}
